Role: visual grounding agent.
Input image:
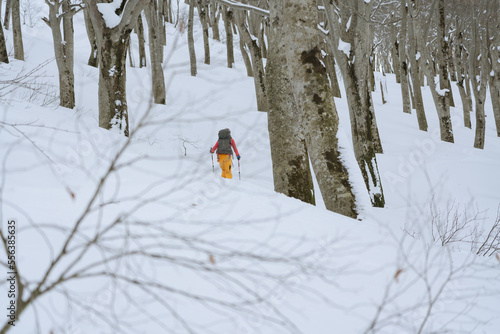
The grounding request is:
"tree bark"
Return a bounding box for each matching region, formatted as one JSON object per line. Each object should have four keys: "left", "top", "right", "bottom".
{"left": 11, "top": 0, "right": 24, "bottom": 60}
{"left": 85, "top": 0, "right": 148, "bottom": 136}
{"left": 280, "top": 0, "right": 358, "bottom": 216}
{"left": 4, "top": 0, "right": 11, "bottom": 30}
{"left": 188, "top": 0, "right": 197, "bottom": 76}
{"left": 323, "top": 0, "right": 385, "bottom": 208}
{"left": 84, "top": 6, "right": 99, "bottom": 67}
{"left": 222, "top": 5, "right": 234, "bottom": 68}
{"left": 235, "top": 10, "right": 268, "bottom": 111}
{"left": 197, "top": 0, "right": 210, "bottom": 64}
{"left": 0, "top": 21, "right": 8, "bottom": 64}
{"left": 146, "top": 2, "right": 166, "bottom": 104}
{"left": 407, "top": 0, "right": 428, "bottom": 131}
{"left": 136, "top": 14, "right": 147, "bottom": 68}
{"left": 455, "top": 29, "right": 472, "bottom": 128}
{"left": 266, "top": 2, "right": 315, "bottom": 206}
{"left": 399, "top": 0, "right": 411, "bottom": 114}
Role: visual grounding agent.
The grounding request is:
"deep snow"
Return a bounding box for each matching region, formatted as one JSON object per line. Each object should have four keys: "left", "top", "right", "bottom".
{"left": 1, "top": 2, "right": 499, "bottom": 334}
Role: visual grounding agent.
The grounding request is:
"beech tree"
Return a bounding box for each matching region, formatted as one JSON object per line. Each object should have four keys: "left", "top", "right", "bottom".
{"left": 43, "top": 0, "right": 83, "bottom": 109}
{"left": 322, "top": 0, "right": 386, "bottom": 208}
{"left": 268, "top": 0, "right": 358, "bottom": 217}
{"left": 84, "top": 0, "right": 149, "bottom": 136}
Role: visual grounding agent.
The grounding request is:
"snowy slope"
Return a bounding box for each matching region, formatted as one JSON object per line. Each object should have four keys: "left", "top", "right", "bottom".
{"left": 1, "top": 2, "right": 500, "bottom": 334}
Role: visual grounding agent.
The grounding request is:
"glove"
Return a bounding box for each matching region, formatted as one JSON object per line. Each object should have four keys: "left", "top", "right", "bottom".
{"left": 237, "top": 155, "right": 241, "bottom": 160}
{"left": 209, "top": 148, "right": 213, "bottom": 154}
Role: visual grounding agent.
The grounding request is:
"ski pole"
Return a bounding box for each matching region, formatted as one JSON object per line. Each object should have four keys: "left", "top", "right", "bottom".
{"left": 211, "top": 152, "right": 214, "bottom": 172}
{"left": 238, "top": 160, "right": 241, "bottom": 180}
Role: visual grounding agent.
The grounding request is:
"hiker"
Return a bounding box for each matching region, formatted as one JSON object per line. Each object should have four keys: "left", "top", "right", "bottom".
{"left": 210, "top": 128, "right": 240, "bottom": 179}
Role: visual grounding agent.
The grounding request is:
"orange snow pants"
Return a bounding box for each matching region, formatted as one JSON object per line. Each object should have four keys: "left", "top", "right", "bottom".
{"left": 218, "top": 154, "right": 232, "bottom": 179}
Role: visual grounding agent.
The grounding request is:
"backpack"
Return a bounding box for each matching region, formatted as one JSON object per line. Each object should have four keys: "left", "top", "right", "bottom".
{"left": 217, "top": 128, "right": 232, "bottom": 155}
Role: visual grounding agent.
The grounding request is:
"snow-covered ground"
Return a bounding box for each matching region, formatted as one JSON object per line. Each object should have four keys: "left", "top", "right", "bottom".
{"left": 1, "top": 2, "right": 499, "bottom": 333}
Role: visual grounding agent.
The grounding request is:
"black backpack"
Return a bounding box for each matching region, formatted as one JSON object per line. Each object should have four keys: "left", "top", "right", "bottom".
{"left": 217, "top": 129, "right": 232, "bottom": 155}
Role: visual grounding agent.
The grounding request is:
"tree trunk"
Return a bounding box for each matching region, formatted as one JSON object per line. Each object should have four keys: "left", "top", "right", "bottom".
{"left": 455, "top": 30, "right": 472, "bottom": 128}
{"left": 222, "top": 5, "right": 234, "bottom": 68}
{"left": 407, "top": 0, "right": 428, "bottom": 131}
{"left": 0, "top": 21, "right": 8, "bottom": 63}
{"left": 210, "top": 1, "right": 220, "bottom": 41}
{"left": 281, "top": 0, "right": 358, "bottom": 216}
{"left": 11, "top": 0, "right": 24, "bottom": 60}
{"left": 98, "top": 34, "right": 130, "bottom": 136}
{"left": 266, "top": 2, "right": 315, "bottom": 206}
{"left": 239, "top": 37, "right": 253, "bottom": 77}
{"left": 4, "top": 0, "right": 11, "bottom": 30}
{"left": 489, "top": 13, "right": 500, "bottom": 137}
{"left": 146, "top": 2, "right": 166, "bottom": 104}
{"left": 323, "top": 44, "right": 341, "bottom": 98}
{"left": 323, "top": 0, "right": 385, "bottom": 208}
{"left": 197, "top": 0, "right": 210, "bottom": 64}
{"left": 399, "top": 0, "right": 411, "bottom": 114}
{"left": 84, "top": 7, "right": 99, "bottom": 67}
{"left": 437, "top": 0, "right": 455, "bottom": 108}
{"left": 188, "top": 0, "right": 197, "bottom": 76}
{"left": 390, "top": 14, "right": 401, "bottom": 82}
{"left": 136, "top": 14, "right": 147, "bottom": 68}
{"left": 235, "top": 10, "right": 268, "bottom": 111}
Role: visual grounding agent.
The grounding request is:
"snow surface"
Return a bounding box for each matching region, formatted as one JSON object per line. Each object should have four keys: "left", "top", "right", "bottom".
{"left": 1, "top": 2, "right": 500, "bottom": 334}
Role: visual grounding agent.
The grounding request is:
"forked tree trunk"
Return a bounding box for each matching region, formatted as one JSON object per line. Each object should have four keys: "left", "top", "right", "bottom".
{"left": 281, "top": 0, "right": 358, "bottom": 216}
{"left": 44, "top": 0, "right": 76, "bottom": 109}
{"left": 85, "top": 0, "right": 148, "bottom": 136}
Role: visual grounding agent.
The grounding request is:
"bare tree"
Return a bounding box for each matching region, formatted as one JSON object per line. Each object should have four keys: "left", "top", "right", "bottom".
{"left": 43, "top": 0, "right": 83, "bottom": 109}
{"left": 146, "top": 1, "right": 166, "bottom": 103}
{"left": 84, "top": 0, "right": 149, "bottom": 136}
{"left": 0, "top": 22, "right": 8, "bottom": 64}
{"left": 188, "top": 0, "right": 197, "bottom": 76}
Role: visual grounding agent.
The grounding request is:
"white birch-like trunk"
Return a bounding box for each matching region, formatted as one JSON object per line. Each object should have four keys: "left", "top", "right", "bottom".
{"left": 399, "top": 0, "right": 411, "bottom": 114}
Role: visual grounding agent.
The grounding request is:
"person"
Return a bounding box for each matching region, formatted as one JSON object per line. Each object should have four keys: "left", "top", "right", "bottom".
{"left": 210, "top": 128, "right": 240, "bottom": 179}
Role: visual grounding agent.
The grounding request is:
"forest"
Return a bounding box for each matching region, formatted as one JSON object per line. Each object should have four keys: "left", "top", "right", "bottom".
{"left": 0, "top": 0, "right": 499, "bottom": 333}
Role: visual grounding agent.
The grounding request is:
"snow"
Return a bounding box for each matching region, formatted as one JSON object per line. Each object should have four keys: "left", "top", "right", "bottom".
{"left": 338, "top": 39, "right": 351, "bottom": 57}
{"left": 1, "top": 2, "right": 500, "bottom": 334}
{"left": 97, "top": 0, "right": 123, "bottom": 29}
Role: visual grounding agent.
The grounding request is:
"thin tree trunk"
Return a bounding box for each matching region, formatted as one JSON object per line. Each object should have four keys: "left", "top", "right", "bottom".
{"left": 407, "top": 0, "right": 428, "bottom": 131}
{"left": 399, "top": 0, "right": 411, "bottom": 114}
{"left": 84, "top": 7, "right": 99, "bottom": 67}
{"left": 146, "top": 1, "right": 166, "bottom": 104}
{"left": 0, "top": 22, "right": 8, "bottom": 63}
{"left": 455, "top": 30, "right": 472, "bottom": 128}
{"left": 222, "top": 5, "right": 234, "bottom": 68}
{"left": 188, "top": 0, "right": 197, "bottom": 76}
{"left": 391, "top": 14, "right": 401, "bottom": 82}
{"left": 11, "top": 0, "right": 24, "bottom": 60}
{"left": 239, "top": 37, "right": 253, "bottom": 77}
{"left": 4, "top": 0, "right": 11, "bottom": 30}
{"left": 235, "top": 10, "right": 267, "bottom": 111}
{"left": 210, "top": 1, "right": 220, "bottom": 41}
{"left": 136, "top": 14, "right": 147, "bottom": 68}
{"left": 437, "top": 0, "right": 455, "bottom": 108}
{"left": 197, "top": 0, "right": 210, "bottom": 64}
